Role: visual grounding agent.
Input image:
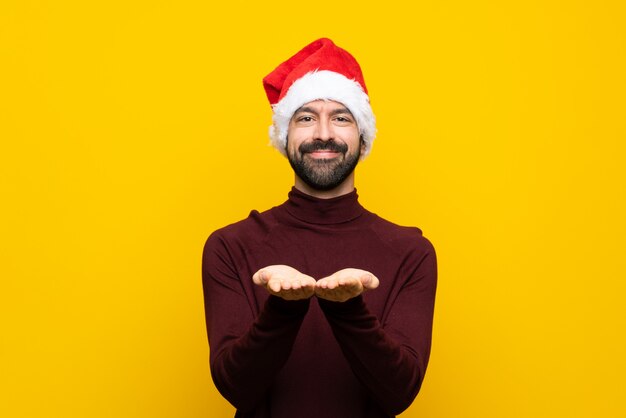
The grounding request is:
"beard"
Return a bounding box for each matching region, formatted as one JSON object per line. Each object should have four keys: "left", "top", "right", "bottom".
{"left": 287, "top": 139, "right": 361, "bottom": 191}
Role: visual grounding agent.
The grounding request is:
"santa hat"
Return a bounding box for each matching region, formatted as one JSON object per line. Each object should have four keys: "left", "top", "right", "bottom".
{"left": 263, "top": 38, "right": 376, "bottom": 158}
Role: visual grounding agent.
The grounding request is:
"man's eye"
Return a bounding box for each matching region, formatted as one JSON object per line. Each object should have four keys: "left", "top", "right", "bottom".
{"left": 298, "top": 116, "right": 313, "bottom": 122}
{"left": 335, "top": 116, "right": 352, "bottom": 123}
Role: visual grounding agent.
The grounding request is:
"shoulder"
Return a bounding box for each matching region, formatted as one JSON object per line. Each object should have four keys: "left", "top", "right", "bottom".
{"left": 367, "top": 213, "right": 435, "bottom": 256}
{"left": 202, "top": 207, "right": 280, "bottom": 278}
{"left": 204, "top": 206, "right": 281, "bottom": 252}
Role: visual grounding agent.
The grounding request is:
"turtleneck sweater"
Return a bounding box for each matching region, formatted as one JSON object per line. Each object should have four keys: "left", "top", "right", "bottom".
{"left": 202, "top": 188, "right": 437, "bottom": 418}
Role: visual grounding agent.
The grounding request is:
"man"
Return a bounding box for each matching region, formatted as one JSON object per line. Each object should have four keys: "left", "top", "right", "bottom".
{"left": 202, "top": 38, "right": 437, "bottom": 418}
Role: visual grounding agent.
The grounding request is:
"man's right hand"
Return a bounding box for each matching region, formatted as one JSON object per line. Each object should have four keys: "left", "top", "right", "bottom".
{"left": 252, "top": 265, "right": 316, "bottom": 301}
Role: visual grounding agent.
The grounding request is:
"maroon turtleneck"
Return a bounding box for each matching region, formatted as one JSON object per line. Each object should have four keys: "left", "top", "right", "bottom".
{"left": 202, "top": 188, "right": 437, "bottom": 418}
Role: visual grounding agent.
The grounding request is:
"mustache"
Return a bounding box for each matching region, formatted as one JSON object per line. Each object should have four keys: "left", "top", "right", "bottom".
{"left": 298, "top": 140, "right": 348, "bottom": 154}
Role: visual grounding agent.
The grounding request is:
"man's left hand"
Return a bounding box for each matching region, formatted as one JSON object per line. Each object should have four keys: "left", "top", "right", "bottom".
{"left": 315, "top": 268, "right": 379, "bottom": 302}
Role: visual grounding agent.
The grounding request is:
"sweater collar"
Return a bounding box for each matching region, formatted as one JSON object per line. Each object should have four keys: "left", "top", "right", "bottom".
{"left": 282, "top": 187, "right": 365, "bottom": 225}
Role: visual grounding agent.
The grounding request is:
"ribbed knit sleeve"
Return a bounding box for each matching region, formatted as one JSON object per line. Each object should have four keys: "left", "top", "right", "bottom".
{"left": 202, "top": 232, "right": 310, "bottom": 413}
{"left": 317, "top": 242, "right": 437, "bottom": 416}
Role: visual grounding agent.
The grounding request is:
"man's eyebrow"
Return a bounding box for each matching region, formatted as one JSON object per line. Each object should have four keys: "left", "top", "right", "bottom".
{"left": 329, "top": 108, "right": 354, "bottom": 117}
{"left": 292, "top": 106, "right": 354, "bottom": 117}
{"left": 293, "top": 106, "right": 318, "bottom": 116}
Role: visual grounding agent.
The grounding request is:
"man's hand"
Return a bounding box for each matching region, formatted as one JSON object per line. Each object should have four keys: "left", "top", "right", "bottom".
{"left": 315, "top": 268, "right": 380, "bottom": 302}
{"left": 252, "top": 265, "right": 316, "bottom": 301}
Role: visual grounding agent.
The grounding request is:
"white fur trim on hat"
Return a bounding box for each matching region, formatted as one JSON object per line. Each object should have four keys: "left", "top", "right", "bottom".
{"left": 269, "top": 70, "right": 376, "bottom": 159}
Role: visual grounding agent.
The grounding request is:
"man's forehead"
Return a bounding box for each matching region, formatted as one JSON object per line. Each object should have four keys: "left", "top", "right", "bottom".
{"left": 294, "top": 100, "right": 352, "bottom": 114}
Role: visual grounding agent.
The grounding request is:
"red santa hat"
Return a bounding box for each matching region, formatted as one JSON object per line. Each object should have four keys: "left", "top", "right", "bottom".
{"left": 263, "top": 38, "right": 376, "bottom": 158}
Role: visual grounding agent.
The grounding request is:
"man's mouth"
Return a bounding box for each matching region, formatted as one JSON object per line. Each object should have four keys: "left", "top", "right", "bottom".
{"left": 306, "top": 150, "right": 342, "bottom": 159}
{"left": 299, "top": 140, "right": 348, "bottom": 158}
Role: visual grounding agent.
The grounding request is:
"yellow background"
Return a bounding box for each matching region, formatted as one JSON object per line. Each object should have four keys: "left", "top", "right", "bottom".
{"left": 2, "top": 1, "right": 625, "bottom": 417}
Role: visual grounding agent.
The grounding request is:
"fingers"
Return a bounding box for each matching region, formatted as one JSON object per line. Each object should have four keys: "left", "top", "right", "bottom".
{"left": 253, "top": 267, "right": 316, "bottom": 300}
{"left": 268, "top": 278, "right": 282, "bottom": 293}
{"left": 317, "top": 276, "right": 360, "bottom": 289}
{"left": 315, "top": 275, "right": 363, "bottom": 302}
{"left": 315, "top": 283, "right": 360, "bottom": 302}
{"left": 317, "top": 277, "right": 337, "bottom": 290}
{"left": 267, "top": 278, "right": 303, "bottom": 292}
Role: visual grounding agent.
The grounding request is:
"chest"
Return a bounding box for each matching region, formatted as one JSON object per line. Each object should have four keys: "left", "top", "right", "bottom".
{"left": 232, "top": 226, "right": 405, "bottom": 319}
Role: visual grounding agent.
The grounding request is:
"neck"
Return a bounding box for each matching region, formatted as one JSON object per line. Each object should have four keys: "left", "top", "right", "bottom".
{"left": 294, "top": 172, "right": 355, "bottom": 199}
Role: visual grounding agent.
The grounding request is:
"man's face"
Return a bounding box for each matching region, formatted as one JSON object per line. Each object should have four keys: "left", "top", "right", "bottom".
{"left": 286, "top": 100, "right": 363, "bottom": 191}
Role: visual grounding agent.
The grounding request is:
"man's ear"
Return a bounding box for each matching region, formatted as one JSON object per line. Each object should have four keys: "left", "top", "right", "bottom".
{"left": 360, "top": 135, "right": 365, "bottom": 152}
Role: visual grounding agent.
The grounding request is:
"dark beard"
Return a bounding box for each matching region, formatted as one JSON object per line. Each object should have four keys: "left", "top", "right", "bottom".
{"left": 287, "top": 139, "right": 361, "bottom": 191}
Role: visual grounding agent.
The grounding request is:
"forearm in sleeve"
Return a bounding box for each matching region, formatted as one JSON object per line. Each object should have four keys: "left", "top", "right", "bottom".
{"left": 318, "top": 296, "right": 425, "bottom": 415}
{"left": 209, "top": 296, "right": 310, "bottom": 412}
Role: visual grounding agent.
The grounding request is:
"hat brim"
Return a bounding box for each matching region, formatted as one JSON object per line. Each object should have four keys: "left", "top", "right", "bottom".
{"left": 269, "top": 70, "right": 376, "bottom": 159}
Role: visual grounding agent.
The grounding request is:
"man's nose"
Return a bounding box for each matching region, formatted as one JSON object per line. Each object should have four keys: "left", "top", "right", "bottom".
{"left": 314, "top": 119, "right": 333, "bottom": 141}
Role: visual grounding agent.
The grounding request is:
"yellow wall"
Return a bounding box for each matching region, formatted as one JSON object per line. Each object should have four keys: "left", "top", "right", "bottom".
{"left": 2, "top": 1, "right": 625, "bottom": 417}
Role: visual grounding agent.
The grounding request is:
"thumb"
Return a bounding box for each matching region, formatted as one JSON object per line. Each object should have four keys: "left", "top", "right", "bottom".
{"left": 361, "top": 273, "right": 379, "bottom": 290}
{"left": 253, "top": 270, "right": 269, "bottom": 286}
{"left": 360, "top": 274, "right": 372, "bottom": 286}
